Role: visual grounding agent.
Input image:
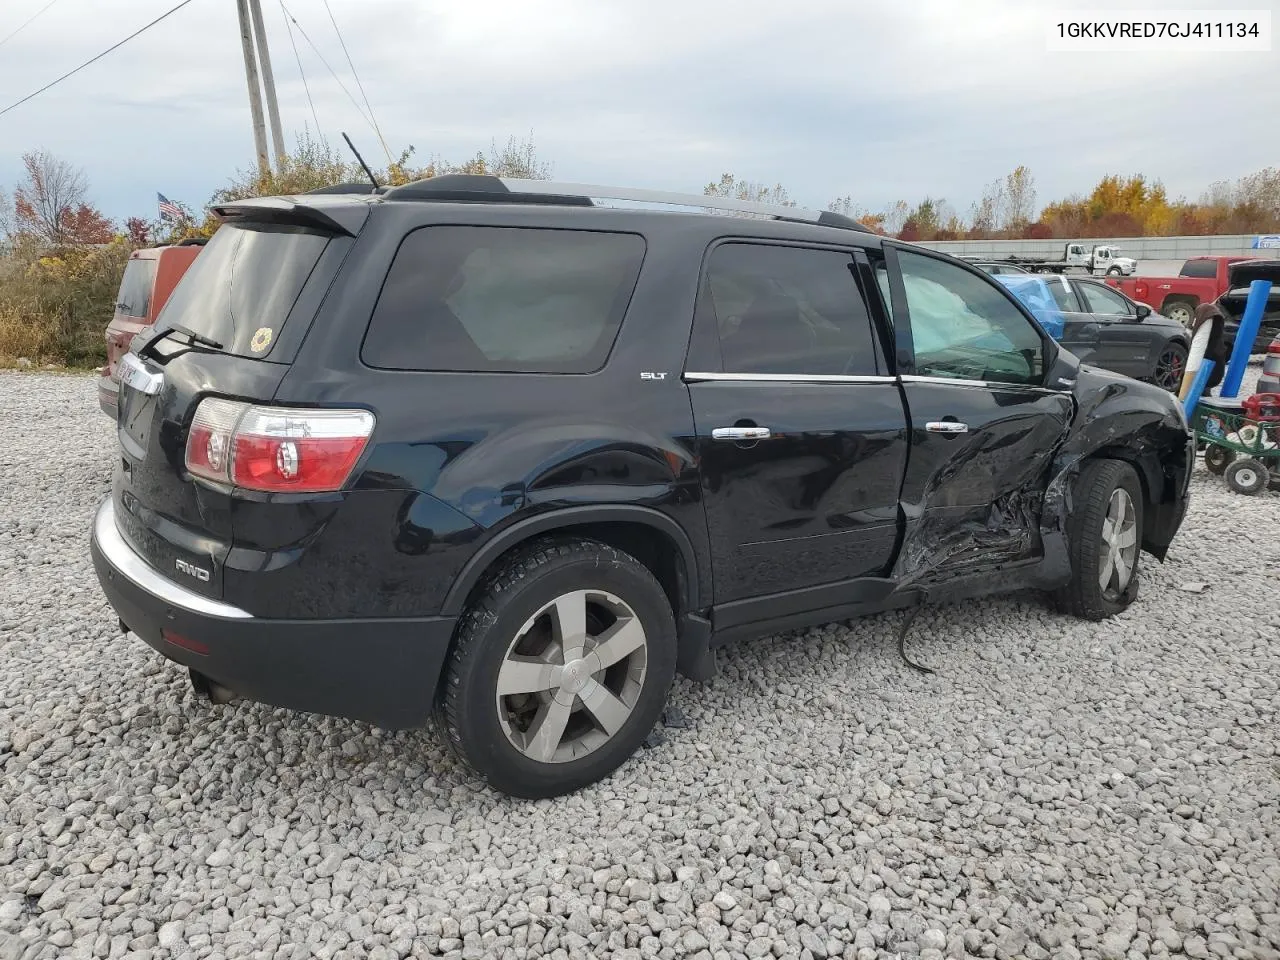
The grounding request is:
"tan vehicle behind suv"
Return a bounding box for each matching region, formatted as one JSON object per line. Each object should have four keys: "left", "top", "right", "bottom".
{"left": 97, "top": 240, "right": 203, "bottom": 417}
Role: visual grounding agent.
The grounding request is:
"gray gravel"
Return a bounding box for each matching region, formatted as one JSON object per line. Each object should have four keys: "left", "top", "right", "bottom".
{"left": 1, "top": 369, "right": 1278, "bottom": 960}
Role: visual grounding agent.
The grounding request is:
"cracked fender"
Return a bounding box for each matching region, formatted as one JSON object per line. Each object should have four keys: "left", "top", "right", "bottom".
{"left": 1042, "top": 364, "right": 1194, "bottom": 568}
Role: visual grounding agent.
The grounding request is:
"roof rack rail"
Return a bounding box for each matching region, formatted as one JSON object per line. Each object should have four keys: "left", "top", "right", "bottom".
{"left": 383, "top": 174, "right": 593, "bottom": 206}
{"left": 381, "top": 175, "right": 873, "bottom": 234}
{"left": 304, "top": 182, "right": 386, "bottom": 195}
{"left": 502, "top": 179, "right": 873, "bottom": 233}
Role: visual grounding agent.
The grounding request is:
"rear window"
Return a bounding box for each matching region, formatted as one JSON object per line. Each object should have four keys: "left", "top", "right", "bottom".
{"left": 154, "top": 223, "right": 330, "bottom": 358}
{"left": 362, "top": 226, "right": 646, "bottom": 373}
{"left": 1179, "top": 259, "right": 1216, "bottom": 278}
{"left": 116, "top": 258, "right": 157, "bottom": 319}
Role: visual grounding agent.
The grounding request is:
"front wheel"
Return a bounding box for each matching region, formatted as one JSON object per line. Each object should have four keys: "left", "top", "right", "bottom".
{"left": 1053, "top": 459, "right": 1144, "bottom": 621}
{"left": 1225, "top": 458, "right": 1268, "bottom": 496}
{"left": 437, "top": 537, "right": 677, "bottom": 798}
{"left": 1107, "top": 266, "right": 1123, "bottom": 276}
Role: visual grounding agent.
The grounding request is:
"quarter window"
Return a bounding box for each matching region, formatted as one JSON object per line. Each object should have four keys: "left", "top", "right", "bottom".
{"left": 895, "top": 249, "right": 1045, "bottom": 385}
{"left": 363, "top": 227, "right": 645, "bottom": 373}
{"left": 701, "top": 243, "right": 880, "bottom": 376}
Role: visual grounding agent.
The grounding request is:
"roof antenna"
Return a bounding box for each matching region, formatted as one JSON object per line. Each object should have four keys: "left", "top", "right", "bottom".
{"left": 342, "top": 131, "right": 379, "bottom": 188}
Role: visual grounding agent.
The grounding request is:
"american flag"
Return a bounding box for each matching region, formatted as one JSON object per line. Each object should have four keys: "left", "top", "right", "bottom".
{"left": 157, "top": 193, "right": 183, "bottom": 223}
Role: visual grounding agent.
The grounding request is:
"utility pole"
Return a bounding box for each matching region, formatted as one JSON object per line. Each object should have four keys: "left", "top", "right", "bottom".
{"left": 247, "top": 0, "right": 287, "bottom": 168}
{"left": 234, "top": 0, "right": 270, "bottom": 177}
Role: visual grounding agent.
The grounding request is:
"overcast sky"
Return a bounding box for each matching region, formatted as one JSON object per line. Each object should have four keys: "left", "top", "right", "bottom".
{"left": 1, "top": 0, "right": 1276, "bottom": 223}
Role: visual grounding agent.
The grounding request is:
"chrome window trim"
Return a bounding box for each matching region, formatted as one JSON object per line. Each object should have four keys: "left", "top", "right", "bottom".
{"left": 898, "top": 374, "right": 991, "bottom": 388}
{"left": 683, "top": 372, "right": 895, "bottom": 384}
{"left": 682, "top": 371, "right": 1066, "bottom": 393}
{"left": 899, "top": 374, "right": 1067, "bottom": 394}
{"left": 93, "top": 498, "right": 253, "bottom": 620}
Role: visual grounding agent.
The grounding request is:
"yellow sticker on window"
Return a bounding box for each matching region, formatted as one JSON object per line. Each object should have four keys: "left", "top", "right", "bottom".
{"left": 250, "top": 327, "right": 273, "bottom": 352}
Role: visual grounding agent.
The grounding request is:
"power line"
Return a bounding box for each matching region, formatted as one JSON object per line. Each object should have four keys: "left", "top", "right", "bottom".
{"left": 0, "top": 0, "right": 62, "bottom": 51}
{"left": 0, "top": 0, "right": 197, "bottom": 120}
{"left": 321, "top": 0, "right": 392, "bottom": 166}
{"left": 278, "top": 0, "right": 321, "bottom": 138}
{"left": 277, "top": 1, "right": 378, "bottom": 137}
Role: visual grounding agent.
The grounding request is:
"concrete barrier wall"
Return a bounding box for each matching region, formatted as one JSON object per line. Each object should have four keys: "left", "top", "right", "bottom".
{"left": 917, "top": 234, "right": 1280, "bottom": 261}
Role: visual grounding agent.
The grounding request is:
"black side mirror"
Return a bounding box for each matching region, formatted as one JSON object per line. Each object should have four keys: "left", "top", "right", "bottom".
{"left": 1134, "top": 303, "right": 1152, "bottom": 320}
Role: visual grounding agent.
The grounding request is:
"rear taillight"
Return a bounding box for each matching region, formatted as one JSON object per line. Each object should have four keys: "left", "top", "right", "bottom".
{"left": 184, "top": 399, "right": 374, "bottom": 493}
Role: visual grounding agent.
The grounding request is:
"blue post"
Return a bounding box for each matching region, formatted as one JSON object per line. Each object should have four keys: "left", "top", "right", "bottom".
{"left": 1182, "top": 360, "right": 1216, "bottom": 420}
{"left": 1219, "top": 279, "right": 1273, "bottom": 398}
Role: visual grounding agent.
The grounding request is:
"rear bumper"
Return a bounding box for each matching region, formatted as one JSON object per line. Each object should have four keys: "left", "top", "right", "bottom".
{"left": 90, "top": 497, "right": 456, "bottom": 730}
{"left": 97, "top": 373, "right": 118, "bottom": 419}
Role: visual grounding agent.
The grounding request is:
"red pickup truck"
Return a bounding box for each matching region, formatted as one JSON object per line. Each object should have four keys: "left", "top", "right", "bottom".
{"left": 1105, "top": 256, "right": 1258, "bottom": 326}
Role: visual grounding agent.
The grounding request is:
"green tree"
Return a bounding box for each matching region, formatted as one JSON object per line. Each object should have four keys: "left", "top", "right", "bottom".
{"left": 1002, "top": 165, "right": 1037, "bottom": 232}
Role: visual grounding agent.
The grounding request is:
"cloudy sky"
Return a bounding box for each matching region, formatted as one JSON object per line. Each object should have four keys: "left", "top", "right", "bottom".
{"left": 1, "top": 0, "right": 1276, "bottom": 223}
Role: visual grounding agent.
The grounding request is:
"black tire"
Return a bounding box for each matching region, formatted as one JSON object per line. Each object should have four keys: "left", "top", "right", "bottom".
{"left": 1162, "top": 299, "right": 1196, "bottom": 327}
{"left": 1149, "top": 342, "right": 1188, "bottom": 393}
{"left": 1053, "top": 459, "right": 1144, "bottom": 621}
{"left": 1107, "top": 266, "right": 1123, "bottom": 276}
{"left": 1224, "top": 458, "right": 1268, "bottom": 496}
{"left": 437, "top": 537, "right": 677, "bottom": 798}
{"left": 1203, "top": 444, "right": 1236, "bottom": 475}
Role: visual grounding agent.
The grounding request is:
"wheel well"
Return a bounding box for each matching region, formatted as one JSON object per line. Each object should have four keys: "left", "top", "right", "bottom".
{"left": 1162, "top": 294, "right": 1199, "bottom": 310}
{"left": 455, "top": 520, "right": 690, "bottom": 620}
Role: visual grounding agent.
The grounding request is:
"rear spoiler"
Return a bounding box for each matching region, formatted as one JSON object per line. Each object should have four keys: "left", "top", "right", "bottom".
{"left": 211, "top": 196, "right": 369, "bottom": 237}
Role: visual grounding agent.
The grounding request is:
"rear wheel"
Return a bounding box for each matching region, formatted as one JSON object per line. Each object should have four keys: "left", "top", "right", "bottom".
{"left": 1203, "top": 444, "right": 1236, "bottom": 475}
{"left": 1162, "top": 299, "right": 1196, "bottom": 327}
{"left": 1150, "top": 342, "right": 1187, "bottom": 392}
{"left": 1054, "top": 459, "right": 1144, "bottom": 621}
{"left": 1224, "top": 458, "right": 1268, "bottom": 496}
{"left": 437, "top": 537, "right": 677, "bottom": 798}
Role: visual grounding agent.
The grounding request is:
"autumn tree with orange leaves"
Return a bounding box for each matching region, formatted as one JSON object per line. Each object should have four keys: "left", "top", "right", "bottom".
{"left": 10, "top": 150, "right": 114, "bottom": 246}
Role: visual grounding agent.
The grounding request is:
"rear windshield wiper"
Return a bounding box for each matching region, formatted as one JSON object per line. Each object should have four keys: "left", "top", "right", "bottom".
{"left": 161, "top": 323, "right": 224, "bottom": 350}
{"left": 138, "top": 322, "right": 224, "bottom": 361}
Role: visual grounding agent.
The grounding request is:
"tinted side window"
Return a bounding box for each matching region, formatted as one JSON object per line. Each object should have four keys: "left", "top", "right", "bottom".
{"left": 1179, "top": 259, "right": 1216, "bottom": 278}
{"left": 1047, "top": 277, "right": 1080, "bottom": 312}
{"left": 703, "top": 243, "right": 879, "bottom": 376}
{"left": 1079, "top": 282, "right": 1132, "bottom": 316}
{"left": 363, "top": 227, "right": 645, "bottom": 373}
{"left": 116, "top": 259, "right": 156, "bottom": 319}
{"left": 895, "top": 250, "right": 1044, "bottom": 385}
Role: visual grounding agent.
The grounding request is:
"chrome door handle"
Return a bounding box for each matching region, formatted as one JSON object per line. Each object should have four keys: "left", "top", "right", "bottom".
{"left": 925, "top": 421, "right": 969, "bottom": 434}
{"left": 712, "top": 426, "right": 772, "bottom": 441}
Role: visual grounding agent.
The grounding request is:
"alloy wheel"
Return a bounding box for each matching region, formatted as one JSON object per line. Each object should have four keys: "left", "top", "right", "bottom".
{"left": 1098, "top": 488, "right": 1138, "bottom": 600}
{"left": 495, "top": 589, "right": 648, "bottom": 764}
{"left": 1153, "top": 348, "right": 1185, "bottom": 391}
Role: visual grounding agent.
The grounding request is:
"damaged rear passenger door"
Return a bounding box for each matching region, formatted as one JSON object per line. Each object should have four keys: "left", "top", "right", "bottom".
{"left": 881, "top": 246, "right": 1074, "bottom": 581}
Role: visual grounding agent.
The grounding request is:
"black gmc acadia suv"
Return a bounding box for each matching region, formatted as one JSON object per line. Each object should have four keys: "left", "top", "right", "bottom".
{"left": 91, "top": 176, "right": 1194, "bottom": 798}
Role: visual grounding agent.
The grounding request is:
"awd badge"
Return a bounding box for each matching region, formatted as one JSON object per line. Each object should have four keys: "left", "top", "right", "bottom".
{"left": 250, "top": 327, "right": 273, "bottom": 353}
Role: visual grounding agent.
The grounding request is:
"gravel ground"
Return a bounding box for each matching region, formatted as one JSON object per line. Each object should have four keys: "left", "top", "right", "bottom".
{"left": 1, "top": 370, "right": 1278, "bottom": 960}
